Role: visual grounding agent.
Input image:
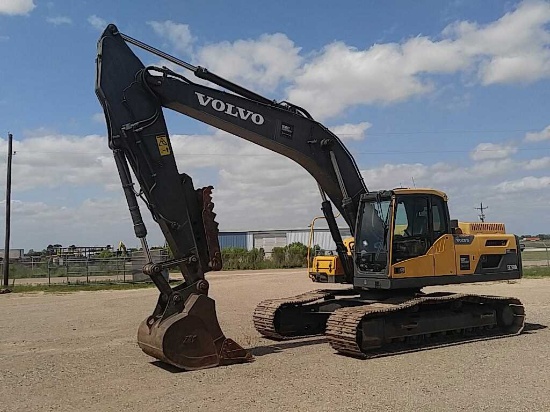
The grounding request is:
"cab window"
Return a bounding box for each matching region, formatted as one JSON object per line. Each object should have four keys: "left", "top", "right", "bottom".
{"left": 431, "top": 196, "right": 448, "bottom": 241}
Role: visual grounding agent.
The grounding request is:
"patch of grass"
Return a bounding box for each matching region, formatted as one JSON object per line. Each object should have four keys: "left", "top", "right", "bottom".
{"left": 522, "top": 266, "right": 550, "bottom": 278}
{"left": 8, "top": 282, "right": 157, "bottom": 294}
{"left": 521, "top": 241, "right": 550, "bottom": 249}
{"left": 522, "top": 251, "right": 550, "bottom": 261}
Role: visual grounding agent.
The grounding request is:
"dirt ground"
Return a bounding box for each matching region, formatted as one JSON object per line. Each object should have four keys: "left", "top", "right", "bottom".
{"left": 1, "top": 269, "right": 549, "bottom": 412}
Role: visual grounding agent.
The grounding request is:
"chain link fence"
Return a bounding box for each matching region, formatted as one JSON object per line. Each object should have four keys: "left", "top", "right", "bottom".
{"left": 521, "top": 243, "right": 550, "bottom": 267}
{"left": 3, "top": 249, "right": 170, "bottom": 286}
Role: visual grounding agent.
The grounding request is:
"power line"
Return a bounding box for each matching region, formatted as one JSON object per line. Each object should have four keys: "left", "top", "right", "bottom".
{"left": 338, "top": 128, "right": 545, "bottom": 137}
{"left": 9, "top": 146, "right": 550, "bottom": 157}
{"left": 2, "top": 127, "right": 545, "bottom": 142}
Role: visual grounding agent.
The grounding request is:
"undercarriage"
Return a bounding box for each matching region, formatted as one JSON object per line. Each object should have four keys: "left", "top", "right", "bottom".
{"left": 253, "top": 288, "right": 525, "bottom": 358}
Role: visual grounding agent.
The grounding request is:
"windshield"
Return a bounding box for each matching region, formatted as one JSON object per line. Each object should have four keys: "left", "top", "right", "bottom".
{"left": 357, "top": 198, "right": 391, "bottom": 254}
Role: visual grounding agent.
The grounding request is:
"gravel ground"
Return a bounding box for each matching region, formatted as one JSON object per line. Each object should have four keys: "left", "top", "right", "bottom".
{"left": 1, "top": 269, "right": 549, "bottom": 412}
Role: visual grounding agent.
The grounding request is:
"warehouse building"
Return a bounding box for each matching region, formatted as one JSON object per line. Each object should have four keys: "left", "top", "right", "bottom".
{"left": 219, "top": 228, "right": 351, "bottom": 256}
{"left": 0, "top": 249, "right": 24, "bottom": 260}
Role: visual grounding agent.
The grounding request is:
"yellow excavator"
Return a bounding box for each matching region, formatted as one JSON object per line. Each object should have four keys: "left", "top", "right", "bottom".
{"left": 308, "top": 229, "right": 354, "bottom": 283}
{"left": 95, "top": 25, "right": 524, "bottom": 370}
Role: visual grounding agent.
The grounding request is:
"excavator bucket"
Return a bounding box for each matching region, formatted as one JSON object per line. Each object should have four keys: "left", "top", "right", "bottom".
{"left": 137, "top": 292, "right": 253, "bottom": 370}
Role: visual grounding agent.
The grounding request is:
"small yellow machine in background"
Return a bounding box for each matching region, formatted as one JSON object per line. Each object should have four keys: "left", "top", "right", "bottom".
{"left": 309, "top": 237, "right": 354, "bottom": 282}
{"left": 306, "top": 213, "right": 355, "bottom": 282}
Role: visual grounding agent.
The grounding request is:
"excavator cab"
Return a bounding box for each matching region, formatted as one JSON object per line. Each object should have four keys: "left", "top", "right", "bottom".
{"left": 354, "top": 188, "right": 522, "bottom": 289}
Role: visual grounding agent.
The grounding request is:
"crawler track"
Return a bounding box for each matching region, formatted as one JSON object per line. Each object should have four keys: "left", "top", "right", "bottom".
{"left": 253, "top": 289, "right": 345, "bottom": 339}
{"left": 325, "top": 293, "right": 525, "bottom": 358}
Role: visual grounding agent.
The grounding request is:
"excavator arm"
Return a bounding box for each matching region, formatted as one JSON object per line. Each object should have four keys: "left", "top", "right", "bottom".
{"left": 95, "top": 24, "right": 367, "bottom": 370}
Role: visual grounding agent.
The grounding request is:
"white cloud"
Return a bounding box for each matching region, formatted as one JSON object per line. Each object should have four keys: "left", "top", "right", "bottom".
{"left": 88, "top": 15, "right": 107, "bottom": 32}
{"left": 0, "top": 197, "right": 137, "bottom": 249}
{"left": 0, "top": 130, "right": 324, "bottom": 247}
{"left": 469, "top": 158, "right": 517, "bottom": 177}
{"left": 170, "top": 130, "right": 322, "bottom": 230}
{"left": 470, "top": 142, "right": 517, "bottom": 161}
{"left": 1, "top": 127, "right": 550, "bottom": 247}
{"left": 46, "top": 16, "right": 72, "bottom": 26}
{"left": 286, "top": 0, "right": 550, "bottom": 118}
{"left": 524, "top": 125, "right": 550, "bottom": 142}
{"left": 3, "top": 198, "right": 122, "bottom": 225}
{"left": 135, "top": 2, "right": 550, "bottom": 119}
{"left": 459, "top": 0, "right": 550, "bottom": 85}
{"left": 196, "top": 33, "right": 303, "bottom": 93}
{"left": 0, "top": 0, "right": 35, "bottom": 15}
{"left": 361, "top": 163, "right": 430, "bottom": 190}
{"left": 360, "top": 158, "right": 519, "bottom": 191}
{"left": 287, "top": 41, "right": 434, "bottom": 119}
{"left": 148, "top": 20, "right": 195, "bottom": 55}
{"left": 330, "top": 122, "right": 372, "bottom": 141}
{"left": 0, "top": 133, "right": 116, "bottom": 192}
{"left": 496, "top": 176, "right": 550, "bottom": 193}
{"left": 0, "top": 130, "right": 311, "bottom": 201}
{"left": 524, "top": 156, "right": 550, "bottom": 170}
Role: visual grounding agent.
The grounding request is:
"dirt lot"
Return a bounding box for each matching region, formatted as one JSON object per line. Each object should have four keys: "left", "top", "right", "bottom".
{"left": 1, "top": 269, "right": 549, "bottom": 412}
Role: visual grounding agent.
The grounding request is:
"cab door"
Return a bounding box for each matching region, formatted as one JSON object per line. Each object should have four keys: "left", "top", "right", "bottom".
{"left": 430, "top": 195, "right": 457, "bottom": 276}
{"left": 391, "top": 195, "right": 435, "bottom": 278}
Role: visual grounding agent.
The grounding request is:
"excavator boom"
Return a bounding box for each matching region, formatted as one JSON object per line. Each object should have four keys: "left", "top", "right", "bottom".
{"left": 95, "top": 25, "right": 366, "bottom": 370}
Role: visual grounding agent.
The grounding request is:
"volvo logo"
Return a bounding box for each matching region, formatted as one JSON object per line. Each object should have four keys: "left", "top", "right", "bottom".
{"left": 195, "top": 92, "right": 265, "bottom": 125}
{"left": 454, "top": 235, "right": 474, "bottom": 245}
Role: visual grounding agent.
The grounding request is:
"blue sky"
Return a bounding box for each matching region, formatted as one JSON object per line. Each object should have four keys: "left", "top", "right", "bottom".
{"left": 0, "top": 0, "right": 550, "bottom": 250}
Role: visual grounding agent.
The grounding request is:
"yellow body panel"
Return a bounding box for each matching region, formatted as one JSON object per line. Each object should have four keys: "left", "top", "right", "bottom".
{"left": 458, "top": 222, "right": 506, "bottom": 234}
{"left": 391, "top": 252, "right": 434, "bottom": 278}
{"left": 433, "top": 235, "right": 457, "bottom": 275}
{"left": 454, "top": 233, "right": 514, "bottom": 275}
{"left": 391, "top": 233, "right": 517, "bottom": 279}
{"left": 393, "top": 188, "right": 448, "bottom": 200}
{"left": 392, "top": 235, "right": 455, "bottom": 278}
{"left": 312, "top": 255, "right": 343, "bottom": 276}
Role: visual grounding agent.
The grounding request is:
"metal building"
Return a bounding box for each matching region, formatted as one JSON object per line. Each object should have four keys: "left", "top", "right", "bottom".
{"left": 218, "top": 232, "right": 248, "bottom": 249}
{"left": 218, "top": 228, "right": 351, "bottom": 255}
{"left": 0, "top": 249, "right": 24, "bottom": 260}
{"left": 251, "top": 231, "right": 288, "bottom": 254}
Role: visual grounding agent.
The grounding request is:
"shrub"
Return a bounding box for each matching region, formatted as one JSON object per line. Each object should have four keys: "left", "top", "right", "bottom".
{"left": 221, "top": 242, "right": 312, "bottom": 270}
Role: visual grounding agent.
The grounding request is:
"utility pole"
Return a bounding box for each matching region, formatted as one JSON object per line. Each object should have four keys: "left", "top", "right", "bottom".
{"left": 475, "top": 202, "right": 487, "bottom": 223}
{"left": 3, "top": 133, "right": 13, "bottom": 289}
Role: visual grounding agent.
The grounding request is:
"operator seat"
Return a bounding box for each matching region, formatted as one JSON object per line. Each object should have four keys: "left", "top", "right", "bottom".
{"left": 410, "top": 215, "right": 427, "bottom": 236}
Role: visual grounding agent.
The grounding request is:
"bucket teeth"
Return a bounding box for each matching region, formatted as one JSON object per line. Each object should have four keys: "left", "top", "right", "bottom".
{"left": 219, "top": 338, "right": 254, "bottom": 365}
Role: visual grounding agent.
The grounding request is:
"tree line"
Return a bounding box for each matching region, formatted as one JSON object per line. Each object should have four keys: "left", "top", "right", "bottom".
{"left": 23, "top": 242, "right": 320, "bottom": 271}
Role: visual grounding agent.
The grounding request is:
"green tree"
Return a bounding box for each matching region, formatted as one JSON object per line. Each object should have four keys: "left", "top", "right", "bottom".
{"left": 97, "top": 250, "right": 116, "bottom": 258}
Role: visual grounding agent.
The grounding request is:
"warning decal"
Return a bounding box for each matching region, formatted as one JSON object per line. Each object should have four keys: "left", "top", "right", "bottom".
{"left": 156, "top": 135, "right": 171, "bottom": 156}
